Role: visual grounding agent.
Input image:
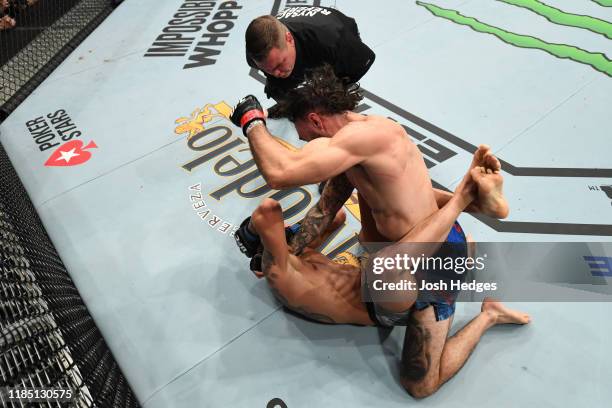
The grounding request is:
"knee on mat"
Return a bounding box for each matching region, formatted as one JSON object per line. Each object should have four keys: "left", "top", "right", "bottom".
{"left": 401, "top": 377, "right": 439, "bottom": 399}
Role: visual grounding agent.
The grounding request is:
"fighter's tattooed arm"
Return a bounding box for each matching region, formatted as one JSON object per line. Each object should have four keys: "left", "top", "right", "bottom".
{"left": 290, "top": 173, "right": 354, "bottom": 255}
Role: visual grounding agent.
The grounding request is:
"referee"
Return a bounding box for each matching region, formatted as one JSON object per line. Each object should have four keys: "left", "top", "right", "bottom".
{"left": 245, "top": 6, "right": 375, "bottom": 108}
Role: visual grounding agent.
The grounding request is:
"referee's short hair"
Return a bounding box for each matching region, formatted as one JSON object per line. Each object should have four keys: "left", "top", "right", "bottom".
{"left": 246, "top": 15, "right": 288, "bottom": 63}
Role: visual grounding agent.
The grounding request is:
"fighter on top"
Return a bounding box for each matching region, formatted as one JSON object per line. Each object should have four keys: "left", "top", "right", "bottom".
{"left": 245, "top": 6, "right": 375, "bottom": 107}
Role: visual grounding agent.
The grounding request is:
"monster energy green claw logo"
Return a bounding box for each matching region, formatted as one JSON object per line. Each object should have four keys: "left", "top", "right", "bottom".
{"left": 417, "top": 1, "right": 612, "bottom": 77}
{"left": 592, "top": 0, "right": 612, "bottom": 7}
{"left": 500, "top": 0, "right": 612, "bottom": 39}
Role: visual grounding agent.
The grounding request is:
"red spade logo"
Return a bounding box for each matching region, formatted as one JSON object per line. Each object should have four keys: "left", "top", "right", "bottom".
{"left": 45, "top": 140, "right": 98, "bottom": 167}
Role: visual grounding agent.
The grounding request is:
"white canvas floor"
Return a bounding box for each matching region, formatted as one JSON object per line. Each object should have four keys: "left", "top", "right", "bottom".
{"left": 1, "top": 0, "right": 611, "bottom": 406}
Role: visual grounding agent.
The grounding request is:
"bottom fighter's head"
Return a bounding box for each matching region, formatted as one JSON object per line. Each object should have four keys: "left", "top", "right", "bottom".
{"left": 276, "top": 65, "right": 363, "bottom": 141}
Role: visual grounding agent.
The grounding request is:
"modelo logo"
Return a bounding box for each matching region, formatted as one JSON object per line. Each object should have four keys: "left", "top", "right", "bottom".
{"left": 175, "top": 101, "right": 313, "bottom": 220}
{"left": 175, "top": 102, "right": 360, "bottom": 256}
{"left": 25, "top": 109, "right": 97, "bottom": 167}
{"left": 145, "top": 0, "right": 243, "bottom": 69}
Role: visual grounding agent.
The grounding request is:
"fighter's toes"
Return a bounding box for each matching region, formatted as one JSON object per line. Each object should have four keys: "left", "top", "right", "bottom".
{"left": 484, "top": 153, "right": 501, "bottom": 172}
{"left": 482, "top": 298, "right": 531, "bottom": 325}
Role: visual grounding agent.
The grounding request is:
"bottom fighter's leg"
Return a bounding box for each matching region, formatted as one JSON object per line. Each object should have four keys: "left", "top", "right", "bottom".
{"left": 369, "top": 171, "right": 476, "bottom": 315}
{"left": 470, "top": 166, "right": 509, "bottom": 219}
{"left": 433, "top": 145, "right": 509, "bottom": 219}
{"left": 400, "top": 298, "right": 530, "bottom": 398}
{"left": 468, "top": 145, "right": 509, "bottom": 218}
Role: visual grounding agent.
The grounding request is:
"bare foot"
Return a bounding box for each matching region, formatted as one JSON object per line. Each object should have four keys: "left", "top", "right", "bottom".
{"left": 483, "top": 152, "right": 501, "bottom": 173}
{"left": 469, "top": 144, "right": 501, "bottom": 173}
{"left": 469, "top": 145, "right": 489, "bottom": 169}
{"left": 470, "top": 166, "right": 509, "bottom": 219}
{"left": 481, "top": 297, "right": 531, "bottom": 325}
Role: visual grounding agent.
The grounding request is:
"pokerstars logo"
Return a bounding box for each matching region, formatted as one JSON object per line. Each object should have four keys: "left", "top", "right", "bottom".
{"left": 25, "top": 109, "right": 97, "bottom": 167}
{"left": 44, "top": 140, "right": 98, "bottom": 167}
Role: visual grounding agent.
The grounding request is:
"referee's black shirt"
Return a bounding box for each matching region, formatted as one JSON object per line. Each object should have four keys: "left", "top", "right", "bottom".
{"left": 247, "top": 6, "right": 375, "bottom": 100}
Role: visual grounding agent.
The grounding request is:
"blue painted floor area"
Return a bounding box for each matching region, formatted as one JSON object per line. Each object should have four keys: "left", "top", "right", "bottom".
{"left": 1, "top": 0, "right": 611, "bottom": 406}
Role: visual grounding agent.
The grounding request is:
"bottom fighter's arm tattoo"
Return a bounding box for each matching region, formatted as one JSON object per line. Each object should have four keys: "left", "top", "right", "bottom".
{"left": 290, "top": 174, "right": 354, "bottom": 255}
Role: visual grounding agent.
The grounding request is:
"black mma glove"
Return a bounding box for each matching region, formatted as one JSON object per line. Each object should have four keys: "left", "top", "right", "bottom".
{"left": 250, "top": 253, "right": 263, "bottom": 272}
{"left": 234, "top": 216, "right": 261, "bottom": 258}
{"left": 231, "top": 95, "right": 266, "bottom": 136}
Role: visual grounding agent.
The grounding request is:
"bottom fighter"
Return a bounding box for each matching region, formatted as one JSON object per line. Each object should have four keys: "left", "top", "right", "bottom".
{"left": 235, "top": 164, "right": 530, "bottom": 398}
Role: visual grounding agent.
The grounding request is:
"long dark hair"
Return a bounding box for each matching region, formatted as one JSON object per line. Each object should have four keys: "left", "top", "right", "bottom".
{"left": 277, "top": 65, "right": 363, "bottom": 121}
